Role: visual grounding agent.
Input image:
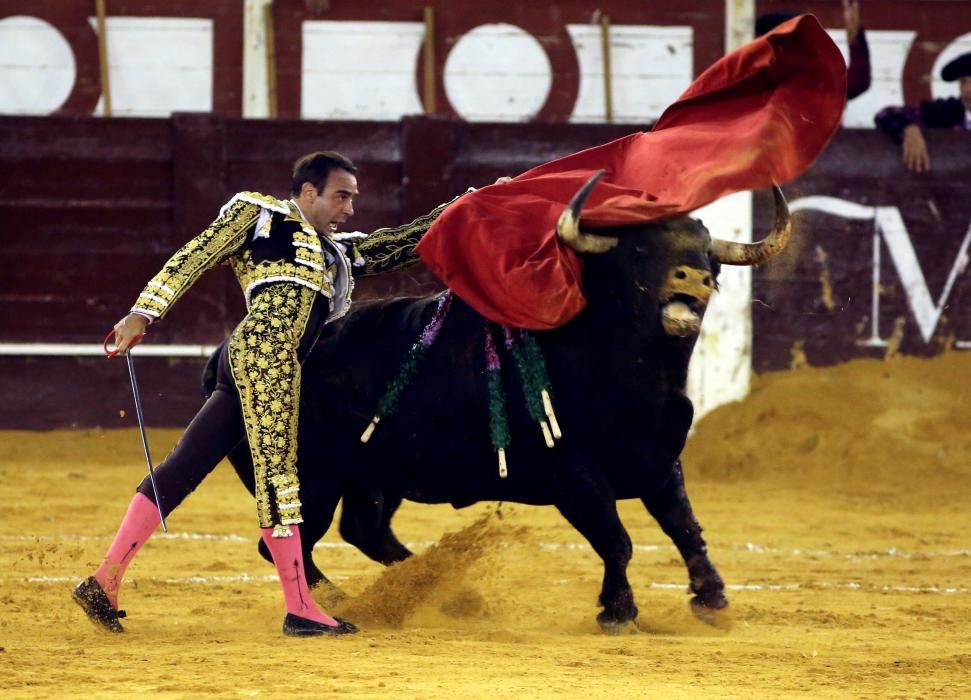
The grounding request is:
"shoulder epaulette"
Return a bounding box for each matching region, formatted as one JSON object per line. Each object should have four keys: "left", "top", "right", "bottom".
{"left": 220, "top": 191, "right": 290, "bottom": 216}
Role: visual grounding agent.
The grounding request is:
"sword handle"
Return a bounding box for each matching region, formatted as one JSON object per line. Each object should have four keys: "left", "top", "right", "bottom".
{"left": 104, "top": 329, "right": 145, "bottom": 358}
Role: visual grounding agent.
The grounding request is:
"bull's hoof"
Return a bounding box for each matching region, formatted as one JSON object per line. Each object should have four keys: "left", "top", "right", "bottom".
{"left": 306, "top": 569, "right": 343, "bottom": 593}
{"left": 597, "top": 613, "right": 639, "bottom": 635}
{"left": 690, "top": 595, "right": 732, "bottom": 629}
{"left": 307, "top": 571, "right": 348, "bottom": 604}
{"left": 314, "top": 583, "right": 349, "bottom": 608}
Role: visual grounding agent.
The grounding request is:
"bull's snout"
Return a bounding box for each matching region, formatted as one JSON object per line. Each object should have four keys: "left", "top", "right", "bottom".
{"left": 658, "top": 265, "right": 713, "bottom": 337}
{"left": 660, "top": 266, "right": 715, "bottom": 304}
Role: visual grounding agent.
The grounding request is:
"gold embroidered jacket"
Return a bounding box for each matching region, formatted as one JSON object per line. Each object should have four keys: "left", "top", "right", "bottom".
{"left": 131, "top": 191, "right": 451, "bottom": 323}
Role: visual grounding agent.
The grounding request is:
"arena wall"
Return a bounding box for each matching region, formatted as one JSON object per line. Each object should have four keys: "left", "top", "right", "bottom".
{"left": 3, "top": 1, "right": 969, "bottom": 124}
{"left": 0, "top": 1, "right": 968, "bottom": 429}
{"left": 752, "top": 130, "right": 971, "bottom": 372}
{"left": 1, "top": 116, "right": 968, "bottom": 428}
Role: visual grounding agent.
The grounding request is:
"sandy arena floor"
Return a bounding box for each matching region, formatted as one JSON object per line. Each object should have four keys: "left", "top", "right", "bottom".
{"left": 1, "top": 352, "right": 969, "bottom": 699}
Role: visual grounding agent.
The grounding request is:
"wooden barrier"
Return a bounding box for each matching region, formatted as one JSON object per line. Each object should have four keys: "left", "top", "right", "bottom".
{"left": 0, "top": 115, "right": 968, "bottom": 427}
{"left": 752, "top": 129, "right": 971, "bottom": 371}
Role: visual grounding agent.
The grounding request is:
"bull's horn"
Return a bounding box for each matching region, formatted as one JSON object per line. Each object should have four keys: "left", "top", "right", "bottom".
{"left": 556, "top": 170, "right": 619, "bottom": 254}
{"left": 710, "top": 185, "right": 792, "bottom": 266}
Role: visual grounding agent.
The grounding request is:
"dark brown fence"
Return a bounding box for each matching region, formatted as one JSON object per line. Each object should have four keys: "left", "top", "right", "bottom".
{"left": 751, "top": 129, "right": 971, "bottom": 371}
{"left": 1, "top": 115, "right": 969, "bottom": 428}
{"left": 0, "top": 114, "right": 633, "bottom": 427}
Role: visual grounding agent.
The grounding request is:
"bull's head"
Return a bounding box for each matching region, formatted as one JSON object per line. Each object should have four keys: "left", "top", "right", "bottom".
{"left": 557, "top": 171, "right": 791, "bottom": 338}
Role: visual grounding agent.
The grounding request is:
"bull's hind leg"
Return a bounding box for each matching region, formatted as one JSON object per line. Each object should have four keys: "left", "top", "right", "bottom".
{"left": 554, "top": 466, "right": 637, "bottom": 633}
{"left": 229, "top": 441, "right": 340, "bottom": 593}
{"left": 289, "top": 488, "right": 349, "bottom": 607}
{"left": 291, "top": 488, "right": 342, "bottom": 592}
{"left": 642, "top": 460, "right": 728, "bottom": 623}
{"left": 227, "top": 441, "right": 276, "bottom": 566}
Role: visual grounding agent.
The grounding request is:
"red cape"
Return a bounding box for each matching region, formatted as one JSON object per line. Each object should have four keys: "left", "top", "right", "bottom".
{"left": 415, "top": 14, "right": 847, "bottom": 329}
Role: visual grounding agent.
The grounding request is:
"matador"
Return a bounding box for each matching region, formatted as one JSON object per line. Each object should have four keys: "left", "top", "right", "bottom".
{"left": 73, "top": 151, "right": 452, "bottom": 637}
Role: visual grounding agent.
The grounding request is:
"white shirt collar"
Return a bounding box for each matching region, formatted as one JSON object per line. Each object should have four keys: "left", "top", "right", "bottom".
{"left": 289, "top": 198, "right": 310, "bottom": 224}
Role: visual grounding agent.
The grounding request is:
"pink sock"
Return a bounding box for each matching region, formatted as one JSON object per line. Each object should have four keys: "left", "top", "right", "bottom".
{"left": 261, "top": 525, "right": 337, "bottom": 626}
{"left": 94, "top": 492, "right": 161, "bottom": 609}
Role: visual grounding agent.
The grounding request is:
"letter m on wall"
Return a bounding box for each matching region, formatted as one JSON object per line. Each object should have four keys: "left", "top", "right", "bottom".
{"left": 791, "top": 197, "right": 971, "bottom": 345}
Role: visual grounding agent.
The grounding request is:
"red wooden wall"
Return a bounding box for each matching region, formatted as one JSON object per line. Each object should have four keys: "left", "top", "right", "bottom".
{"left": 0, "top": 0, "right": 243, "bottom": 115}
{"left": 0, "top": 115, "right": 631, "bottom": 428}
{"left": 1, "top": 117, "right": 969, "bottom": 428}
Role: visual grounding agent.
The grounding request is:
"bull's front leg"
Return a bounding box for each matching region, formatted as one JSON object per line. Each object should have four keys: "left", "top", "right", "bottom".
{"left": 641, "top": 460, "right": 728, "bottom": 624}
{"left": 553, "top": 462, "right": 637, "bottom": 633}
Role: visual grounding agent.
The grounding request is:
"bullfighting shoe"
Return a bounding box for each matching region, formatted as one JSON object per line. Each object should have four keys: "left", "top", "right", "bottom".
{"left": 72, "top": 576, "right": 126, "bottom": 633}
{"left": 282, "top": 613, "right": 358, "bottom": 637}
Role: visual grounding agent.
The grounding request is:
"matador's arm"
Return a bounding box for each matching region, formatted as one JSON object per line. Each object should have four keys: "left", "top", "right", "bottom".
{"left": 352, "top": 197, "right": 458, "bottom": 277}
{"left": 131, "top": 197, "right": 261, "bottom": 321}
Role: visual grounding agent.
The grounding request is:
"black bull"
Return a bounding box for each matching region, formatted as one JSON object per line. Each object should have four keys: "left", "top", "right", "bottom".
{"left": 212, "top": 181, "right": 792, "bottom": 631}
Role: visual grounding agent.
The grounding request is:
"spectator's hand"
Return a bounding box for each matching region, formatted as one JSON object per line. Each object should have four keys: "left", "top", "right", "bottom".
{"left": 843, "top": 0, "right": 861, "bottom": 44}
{"left": 112, "top": 313, "right": 148, "bottom": 353}
{"left": 901, "top": 124, "right": 931, "bottom": 173}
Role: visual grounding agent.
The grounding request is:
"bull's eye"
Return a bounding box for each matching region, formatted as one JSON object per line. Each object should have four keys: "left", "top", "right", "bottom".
{"left": 703, "top": 276, "right": 712, "bottom": 286}
{"left": 674, "top": 270, "right": 687, "bottom": 279}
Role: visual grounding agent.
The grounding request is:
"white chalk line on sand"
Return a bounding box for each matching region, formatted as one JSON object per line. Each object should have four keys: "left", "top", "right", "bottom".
{"left": 2, "top": 532, "right": 969, "bottom": 563}
{"left": 20, "top": 574, "right": 970, "bottom": 596}
{"left": 7, "top": 534, "right": 969, "bottom": 597}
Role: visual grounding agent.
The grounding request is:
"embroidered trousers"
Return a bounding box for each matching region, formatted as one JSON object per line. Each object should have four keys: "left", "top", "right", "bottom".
{"left": 136, "top": 282, "right": 328, "bottom": 537}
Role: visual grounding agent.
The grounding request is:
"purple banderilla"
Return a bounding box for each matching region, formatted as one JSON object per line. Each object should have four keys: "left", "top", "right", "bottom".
{"left": 360, "top": 290, "right": 453, "bottom": 442}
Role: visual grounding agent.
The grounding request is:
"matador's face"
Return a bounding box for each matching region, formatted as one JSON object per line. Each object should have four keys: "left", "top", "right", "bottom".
{"left": 301, "top": 168, "right": 358, "bottom": 235}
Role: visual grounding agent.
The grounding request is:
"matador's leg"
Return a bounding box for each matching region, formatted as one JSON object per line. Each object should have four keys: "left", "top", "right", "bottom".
{"left": 228, "top": 282, "right": 316, "bottom": 537}
{"left": 227, "top": 282, "right": 355, "bottom": 635}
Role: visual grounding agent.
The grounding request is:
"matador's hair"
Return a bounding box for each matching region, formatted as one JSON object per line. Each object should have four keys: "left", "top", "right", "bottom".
{"left": 291, "top": 151, "right": 357, "bottom": 195}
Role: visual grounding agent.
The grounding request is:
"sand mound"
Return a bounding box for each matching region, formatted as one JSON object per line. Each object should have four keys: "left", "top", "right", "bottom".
{"left": 683, "top": 351, "right": 971, "bottom": 499}
{"left": 334, "top": 513, "right": 525, "bottom": 627}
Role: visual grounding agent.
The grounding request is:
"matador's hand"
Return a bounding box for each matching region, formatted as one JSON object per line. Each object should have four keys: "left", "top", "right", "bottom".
{"left": 112, "top": 313, "right": 149, "bottom": 353}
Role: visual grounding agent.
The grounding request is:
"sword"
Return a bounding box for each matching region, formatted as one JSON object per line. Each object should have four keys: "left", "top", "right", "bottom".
{"left": 104, "top": 330, "right": 168, "bottom": 531}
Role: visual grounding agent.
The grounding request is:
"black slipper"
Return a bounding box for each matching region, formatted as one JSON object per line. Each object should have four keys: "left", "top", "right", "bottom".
{"left": 282, "top": 613, "right": 358, "bottom": 637}
{"left": 72, "top": 576, "right": 125, "bottom": 633}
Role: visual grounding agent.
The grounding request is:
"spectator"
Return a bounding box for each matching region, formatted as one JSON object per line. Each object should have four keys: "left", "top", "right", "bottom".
{"left": 874, "top": 51, "right": 971, "bottom": 172}
{"left": 756, "top": 1, "right": 871, "bottom": 99}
